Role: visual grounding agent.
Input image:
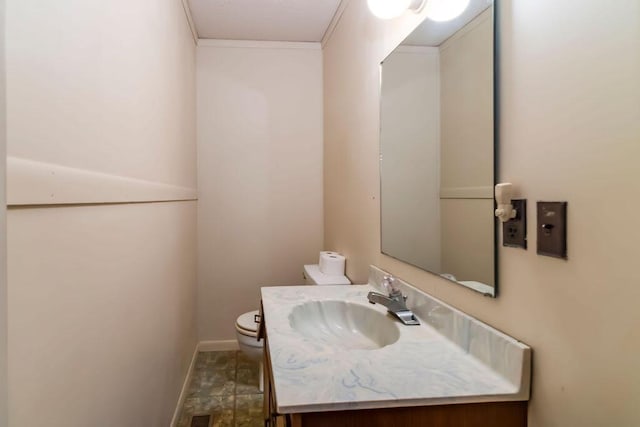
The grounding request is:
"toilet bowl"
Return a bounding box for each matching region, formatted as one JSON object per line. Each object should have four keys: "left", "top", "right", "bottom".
{"left": 235, "top": 310, "right": 262, "bottom": 361}
{"left": 235, "top": 263, "right": 351, "bottom": 391}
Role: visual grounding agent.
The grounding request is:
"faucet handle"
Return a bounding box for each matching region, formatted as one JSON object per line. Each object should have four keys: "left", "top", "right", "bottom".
{"left": 382, "top": 275, "right": 400, "bottom": 295}
{"left": 382, "top": 274, "right": 393, "bottom": 288}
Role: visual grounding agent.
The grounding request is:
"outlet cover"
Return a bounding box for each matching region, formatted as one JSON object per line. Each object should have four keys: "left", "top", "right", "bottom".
{"left": 502, "top": 199, "right": 527, "bottom": 249}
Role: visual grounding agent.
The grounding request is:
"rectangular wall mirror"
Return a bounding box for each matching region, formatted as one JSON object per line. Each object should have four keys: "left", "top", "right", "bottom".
{"left": 379, "top": 0, "right": 497, "bottom": 296}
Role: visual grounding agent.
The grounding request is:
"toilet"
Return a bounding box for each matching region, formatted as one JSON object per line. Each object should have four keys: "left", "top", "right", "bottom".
{"left": 235, "top": 263, "right": 351, "bottom": 391}
{"left": 234, "top": 310, "right": 264, "bottom": 390}
{"left": 302, "top": 264, "right": 351, "bottom": 286}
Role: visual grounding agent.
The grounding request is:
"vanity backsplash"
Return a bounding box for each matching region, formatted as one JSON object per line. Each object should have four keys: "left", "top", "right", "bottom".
{"left": 368, "top": 265, "right": 531, "bottom": 398}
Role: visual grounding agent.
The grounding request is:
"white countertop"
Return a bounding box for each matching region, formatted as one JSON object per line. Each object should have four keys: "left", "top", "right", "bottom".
{"left": 261, "top": 278, "right": 530, "bottom": 414}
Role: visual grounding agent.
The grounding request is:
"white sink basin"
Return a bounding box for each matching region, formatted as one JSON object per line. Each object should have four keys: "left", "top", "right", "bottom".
{"left": 288, "top": 300, "right": 400, "bottom": 350}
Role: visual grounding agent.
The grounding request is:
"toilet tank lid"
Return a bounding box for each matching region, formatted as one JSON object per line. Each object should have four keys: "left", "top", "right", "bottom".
{"left": 236, "top": 310, "right": 260, "bottom": 332}
{"left": 304, "top": 264, "right": 351, "bottom": 285}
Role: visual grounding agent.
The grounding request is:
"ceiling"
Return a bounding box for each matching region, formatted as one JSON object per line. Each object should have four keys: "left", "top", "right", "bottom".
{"left": 188, "top": 0, "right": 343, "bottom": 42}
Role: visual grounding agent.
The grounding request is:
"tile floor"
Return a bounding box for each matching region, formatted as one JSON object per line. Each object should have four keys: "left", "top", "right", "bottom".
{"left": 177, "top": 351, "right": 263, "bottom": 427}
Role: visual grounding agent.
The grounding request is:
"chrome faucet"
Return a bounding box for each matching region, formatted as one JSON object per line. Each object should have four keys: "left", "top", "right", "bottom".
{"left": 367, "top": 275, "right": 420, "bottom": 325}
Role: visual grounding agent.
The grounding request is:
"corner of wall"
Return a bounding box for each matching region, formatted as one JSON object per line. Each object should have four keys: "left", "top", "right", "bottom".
{"left": 180, "top": 0, "right": 199, "bottom": 44}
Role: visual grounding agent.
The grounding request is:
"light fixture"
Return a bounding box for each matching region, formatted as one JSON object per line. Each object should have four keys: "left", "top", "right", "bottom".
{"left": 366, "top": 0, "right": 426, "bottom": 20}
{"left": 424, "top": 0, "right": 470, "bottom": 22}
{"left": 367, "top": 0, "right": 470, "bottom": 22}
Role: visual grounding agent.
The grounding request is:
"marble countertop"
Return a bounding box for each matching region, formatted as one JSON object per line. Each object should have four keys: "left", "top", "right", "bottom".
{"left": 261, "top": 275, "right": 530, "bottom": 414}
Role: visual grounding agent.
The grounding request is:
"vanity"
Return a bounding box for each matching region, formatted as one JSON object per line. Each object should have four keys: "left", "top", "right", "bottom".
{"left": 258, "top": 1, "right": 531, "bottom": 424}
{"left": 259, "top": 267, "right": 531, "bottom": 426}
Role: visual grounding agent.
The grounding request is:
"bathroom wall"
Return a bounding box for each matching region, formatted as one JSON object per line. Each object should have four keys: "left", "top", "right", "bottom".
{"left": 197, "top": 42, "right": 323, "bottom": 341}
{"left": 324, "top": 0, "right": 640, "bottom": 426}
{"left": 5, "top": 0, "right": 198, "bottom": 426}
{"left": 6, "top": 1, "right": 196, "bottom": 185}
{"left": 0, "top": 0, "right": 7, "bottom": 424}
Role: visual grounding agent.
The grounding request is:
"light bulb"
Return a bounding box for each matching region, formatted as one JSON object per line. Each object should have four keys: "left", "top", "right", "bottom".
{"left": 367, "top": 0, "right": 412, "bottom": 20}
{"left": 424, "top": 0, "right": 471, "bottom": 22}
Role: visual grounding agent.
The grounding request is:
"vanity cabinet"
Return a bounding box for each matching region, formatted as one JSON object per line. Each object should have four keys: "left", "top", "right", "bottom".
{"left": 259, "top": 313, "right": 527, "bottom": 427}
{"left": 259, "top": 278, "right": 531, "bottom": 427}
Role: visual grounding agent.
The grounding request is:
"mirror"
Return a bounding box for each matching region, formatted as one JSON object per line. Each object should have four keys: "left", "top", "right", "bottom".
{"left": 380, "top": 0, "right": 497, "bottom": 296}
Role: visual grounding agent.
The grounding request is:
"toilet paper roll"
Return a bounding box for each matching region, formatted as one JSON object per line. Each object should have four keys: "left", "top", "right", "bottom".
{"left": 319, "top": 251, "right": 338, "bottom": 260}
{"left": 319, "top": 252, "right": 346, "bottom": 276}
{"left": 318, "top": 251, "right": 339, "bottom": 268}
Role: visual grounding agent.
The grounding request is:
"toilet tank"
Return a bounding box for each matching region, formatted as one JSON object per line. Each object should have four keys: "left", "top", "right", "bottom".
{"left": 303, "top": 264, "right": 351, "bottom": 285}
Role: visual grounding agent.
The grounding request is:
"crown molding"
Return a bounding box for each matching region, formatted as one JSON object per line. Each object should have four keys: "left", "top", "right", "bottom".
{"left": 197, "top": 39, "right": 321, "bottom": 50}
{"left": 180, "top": 0, "right": 198, "bottom": 43}
{"left": 321, "top": 0, "right": 351, "bottom": 48}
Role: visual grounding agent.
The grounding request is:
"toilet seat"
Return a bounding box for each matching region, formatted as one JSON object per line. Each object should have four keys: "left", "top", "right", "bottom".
{"left": 236, "top": 310, "right": 260, "bottom": 338}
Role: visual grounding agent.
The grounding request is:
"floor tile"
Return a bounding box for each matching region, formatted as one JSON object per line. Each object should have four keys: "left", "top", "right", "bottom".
{"left": 195, "top": 351, "right": 237, "bottom": 373}
{"left": 189, "top": 369, "right": 236, "bottom": 397}
{"left": 188, "top": 394, "right": 234, "bottom": 413}
{"left": 180, "top": 395, "right": 235, "bottom": 427}
{"left": 177, "top": 351, "right": 264, "bottom": 427}
{"left": 237, "top": 351, "right": 257, "bottom": 370}
{"left": 234, "top": 394, "right": 263, "bottom": 427}
{"left": 236, "top": 367, "right": 260, "bottom": 395}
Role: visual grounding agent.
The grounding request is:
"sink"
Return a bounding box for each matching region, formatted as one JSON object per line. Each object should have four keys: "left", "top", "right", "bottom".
{"left": 288, "top": 300, "right": 400, "bottom": 350}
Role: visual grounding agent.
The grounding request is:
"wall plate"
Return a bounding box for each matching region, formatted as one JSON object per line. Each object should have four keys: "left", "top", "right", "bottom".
{"left": 537, "top": 201, "right": 568, "bottom": 259}
{"left": 502, "top": 199, "right": 527, "bottom": 249}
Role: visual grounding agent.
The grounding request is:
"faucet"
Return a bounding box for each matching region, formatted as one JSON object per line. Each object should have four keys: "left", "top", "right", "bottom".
{"left": 367, "top": 275, "right": 420, "bottom": 325}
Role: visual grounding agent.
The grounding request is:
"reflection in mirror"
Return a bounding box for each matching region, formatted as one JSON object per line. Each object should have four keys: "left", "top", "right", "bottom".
{"left": 380, "top": 0, "right": 496, "bottom": 296}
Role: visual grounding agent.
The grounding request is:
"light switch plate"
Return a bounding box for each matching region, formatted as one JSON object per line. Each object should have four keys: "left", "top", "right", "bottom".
{"left": 537, "top": 201, "right": 567, "bottom": 259}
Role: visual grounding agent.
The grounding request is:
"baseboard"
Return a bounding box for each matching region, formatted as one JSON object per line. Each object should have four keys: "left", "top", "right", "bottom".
{"left": 198, "top": 339, "right": 239, "bottom": 352}
{"left": 169, "top": 343, "right": 199, "bottom": 427}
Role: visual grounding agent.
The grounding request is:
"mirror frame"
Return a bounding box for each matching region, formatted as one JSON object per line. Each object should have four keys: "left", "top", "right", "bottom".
{"left": 378, "top": 0, "right": 500, "bottom": 297}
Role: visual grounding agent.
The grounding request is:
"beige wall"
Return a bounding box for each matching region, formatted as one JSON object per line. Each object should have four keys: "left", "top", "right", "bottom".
{"left": 6, "top": 0, "right": 196, "bottom": 187}
{"left": 0, "top": 0, "right": 7, "bottom": 424}
{"left": 197, "top": 42, "right": 323, "bottom": 341}
{"left": 7, "top": 203, "right": 196, "bottom": 426}
{"left": 324, "top": 0, "right": 640, "bottom": 425}
{"left": 5, "top": 0, "right": 198, "bottom": 425}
